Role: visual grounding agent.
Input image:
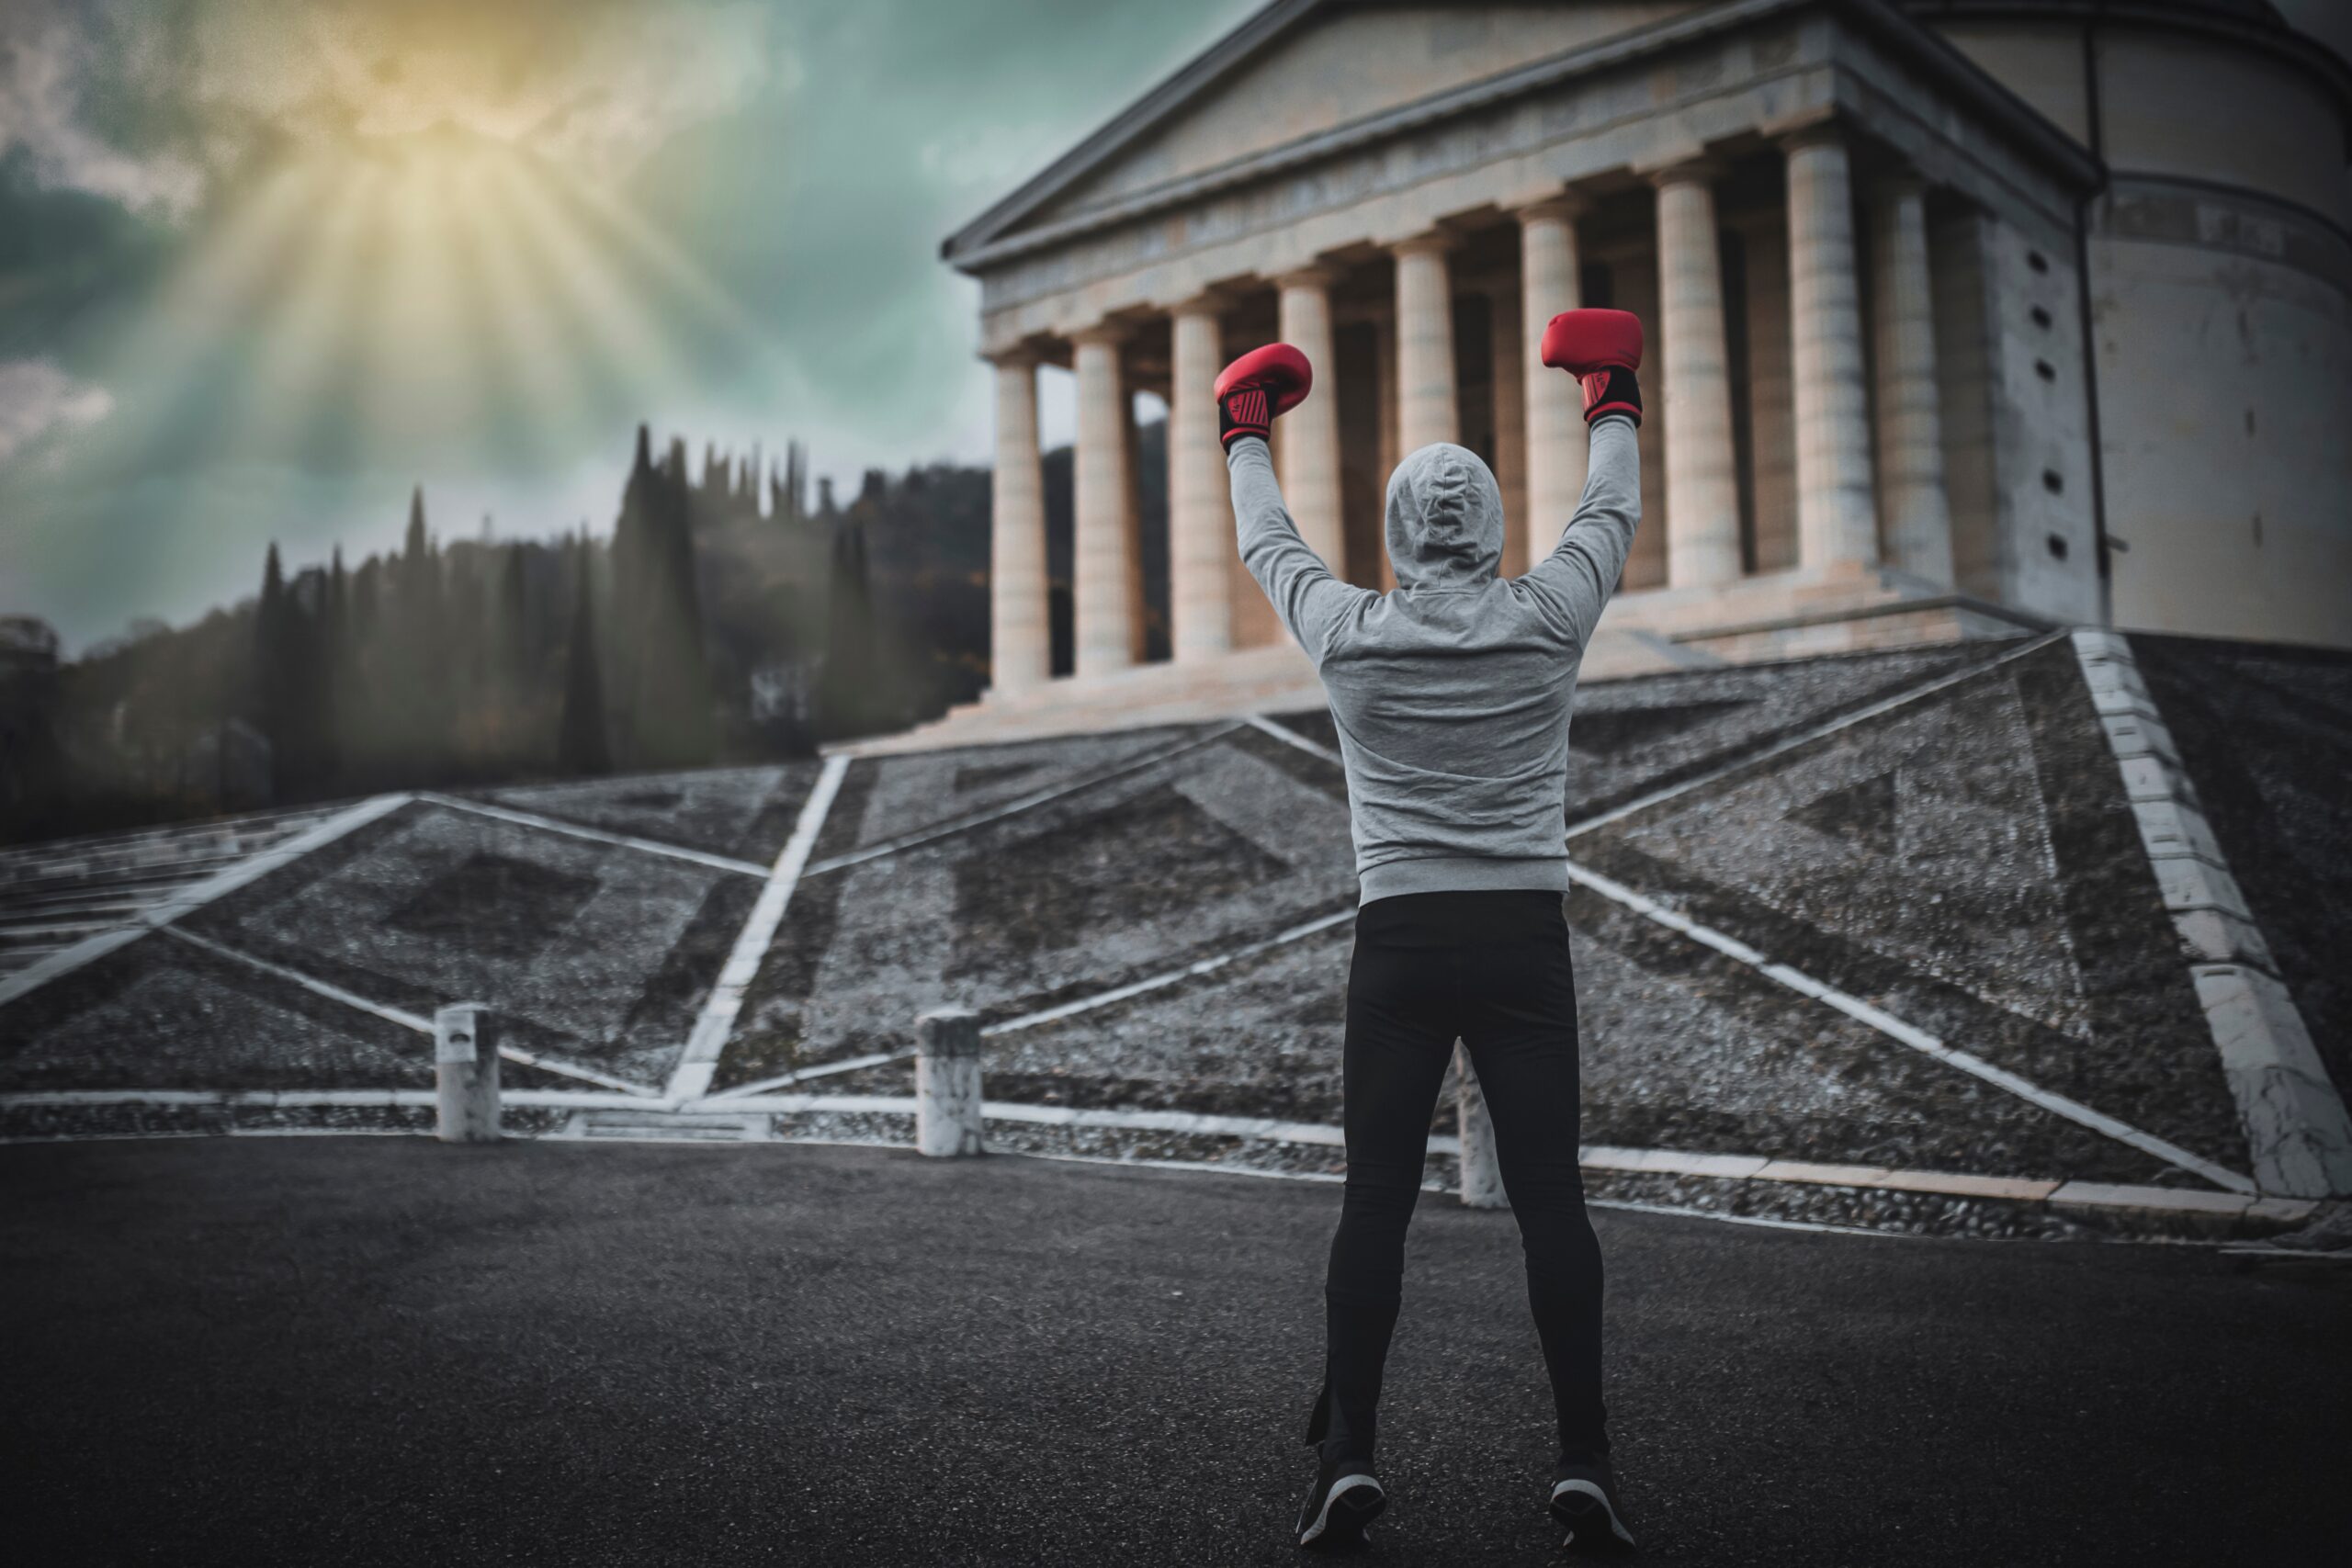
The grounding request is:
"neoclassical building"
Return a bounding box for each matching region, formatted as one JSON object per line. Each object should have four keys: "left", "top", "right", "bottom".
{"left": 922, "top": 0, "right": 2350, "bottom": 744}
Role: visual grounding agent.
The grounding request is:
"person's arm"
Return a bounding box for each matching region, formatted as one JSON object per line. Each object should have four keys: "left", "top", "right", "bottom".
{"left": 1227, "top": 435, "right": 1360, "bottom": 663}
{"left": 1213, "top": 344, "right": 1363, "bottom": 665}
{"left": 1517, "top": 308, "right": 1645, "bottom": 651}
{"left": 1518, "top": 415, "right": 1640, "bottom": 650}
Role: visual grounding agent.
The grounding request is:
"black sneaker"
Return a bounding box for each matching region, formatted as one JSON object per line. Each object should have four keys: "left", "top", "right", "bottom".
{"left": 1550, "top": 1455, "right": 1636, "bottom": 1554}
{"left": 1296, "top": 1455, "right": 1385, "bottom": 1551}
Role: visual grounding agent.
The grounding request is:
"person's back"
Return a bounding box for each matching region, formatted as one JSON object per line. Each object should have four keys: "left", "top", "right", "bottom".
{"left": 1230, "top": 416, "right": 1638, "bottom": 905}
{"left": 1213, "top": 312, "right": 1647, "bottom": 1556}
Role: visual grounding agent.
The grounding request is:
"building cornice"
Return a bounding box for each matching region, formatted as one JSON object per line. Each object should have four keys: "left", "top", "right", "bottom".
{"left": 1898, "top": 1, "right": 2352, "bottom": 135}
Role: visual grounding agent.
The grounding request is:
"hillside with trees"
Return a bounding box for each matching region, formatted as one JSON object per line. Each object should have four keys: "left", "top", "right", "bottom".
{"left": 4, "top": 414, "right": 1177, "bottom": 843}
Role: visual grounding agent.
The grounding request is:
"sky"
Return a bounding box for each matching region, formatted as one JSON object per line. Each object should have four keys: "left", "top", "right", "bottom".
{"left": 5, "top": 0, "right": 2348, "bottom": 656}
{"left": 0, "top": 0, "right": 1257, "bottom": 653}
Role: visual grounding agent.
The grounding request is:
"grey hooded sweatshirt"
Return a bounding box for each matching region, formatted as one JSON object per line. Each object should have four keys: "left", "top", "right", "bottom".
{"left": 1226, "top": 415, "right": 1641, "bottom": 904}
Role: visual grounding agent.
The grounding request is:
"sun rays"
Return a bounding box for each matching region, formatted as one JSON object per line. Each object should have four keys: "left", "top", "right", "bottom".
{"left": 68, "top": 123, "right": 790, "bottom": 487}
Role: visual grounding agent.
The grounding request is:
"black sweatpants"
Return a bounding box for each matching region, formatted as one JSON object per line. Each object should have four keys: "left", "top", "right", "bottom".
{"left": 1308, "top": 888, "right": 1608, "bottom": 1466}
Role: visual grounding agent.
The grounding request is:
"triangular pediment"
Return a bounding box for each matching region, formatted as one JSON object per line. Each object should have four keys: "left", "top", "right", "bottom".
{"left": 944, "top": 0, "right": 1701, "bottom": 265}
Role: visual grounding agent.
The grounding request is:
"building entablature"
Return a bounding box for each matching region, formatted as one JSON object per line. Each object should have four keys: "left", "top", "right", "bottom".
{"left": 945, "top": 0, "right": 2100, "bottom": 355}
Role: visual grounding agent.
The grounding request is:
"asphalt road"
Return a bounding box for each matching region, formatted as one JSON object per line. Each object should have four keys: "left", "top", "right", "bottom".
{"left": 4, "top": 1137, "right": 2346, "bottom": 1567}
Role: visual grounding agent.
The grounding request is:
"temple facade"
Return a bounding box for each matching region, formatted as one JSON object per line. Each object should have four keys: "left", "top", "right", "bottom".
{"left": 922, "top": 0, "right": 2350, "bottom": 746}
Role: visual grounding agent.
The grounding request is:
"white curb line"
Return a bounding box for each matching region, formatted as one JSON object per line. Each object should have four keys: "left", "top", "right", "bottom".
{"left": 2071, "top": 630, "right": 2352, "bottom": 1198}
{"left": 1238, "top": 708, "right": 2256, "bottom": 1194}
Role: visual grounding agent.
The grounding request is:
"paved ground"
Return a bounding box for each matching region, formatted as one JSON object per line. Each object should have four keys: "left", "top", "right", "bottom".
{"left": 5, "top": 1139, "right": 2345, "bottom": 1567}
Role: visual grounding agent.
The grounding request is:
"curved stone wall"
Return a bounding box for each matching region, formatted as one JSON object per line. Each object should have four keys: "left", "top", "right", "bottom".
{"left": 1928, "top": 6, "right": 2352, "bottom": 646}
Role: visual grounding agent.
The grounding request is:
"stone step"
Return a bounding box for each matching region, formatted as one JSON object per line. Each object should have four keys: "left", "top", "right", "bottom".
{"left": 0, "top": 919, "right": 121, "bottom": 943}
{"left": 0, "top": 806, "right": 343, "bottom": 884}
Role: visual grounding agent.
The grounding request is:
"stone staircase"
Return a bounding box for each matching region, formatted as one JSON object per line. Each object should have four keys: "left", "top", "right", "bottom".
{"left": 843, "top": 566, "right": 2048, "bottom": 757}
{"left": 842, "top": 621, "right": 1710, "bottom": 756}
{"left": 0, "top": 805, "right": 351, "bottom": 980}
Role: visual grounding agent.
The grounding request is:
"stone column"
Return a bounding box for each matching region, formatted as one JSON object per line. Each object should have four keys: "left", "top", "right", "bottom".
{"left": 1169, "top": 299, "right": 1232, "bottom": 663}
{"left": 1121, "top": 382, "right": 1146, "bottom": 661}
{"left": 1276, "top": 268, "right": 1347, "bottom": 567}
{"left": 1518, "top": 197, "right": 1585, "bottom": 565}
{"left": 1374, "top": 310, "right": 1392, "bottom": 592}
{"left": 1870, "top": 177, "right": 1956, "bottom": 583}
{"left": 1071, "top": 324, "right": 1136, "bottom": 677}
{"left": 1489, "top": 283, "right": 1527, "bottom": 573}
{"left": 1785, "top": 126, "right": 1879, "bottom": 570}
{"left": 1392, "top": 233, "right": 1458, "bottom": 455}
{"left": 1653, "top": 161, "right": 1743, "bottom": 589}
{"left": 988, "top": 352, "right": 1051, "bottom": 694}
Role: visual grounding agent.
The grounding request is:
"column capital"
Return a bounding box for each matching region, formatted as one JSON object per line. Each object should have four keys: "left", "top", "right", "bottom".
{"left": 1068, "top": 320, "right": 1131, "bottom": 348}
{"left": 1644, "top": 155, "right": 1727, "bottom": 190}
{"left": 1167, "top": 288, "right": 1231, "bottom": 320}
{"left": 1512, "top": 191, "right": 1588, "bottom": 225}
{"left": 1774, "top": 117, "right": 1851, "bottom": 154}
{"left": 1865, "top": 171, "right": 1930, "bottom": 204}
{"left": 982, "top": 344, "right": 1042, "bottom": 370}
{"left": 1387, "top": 230, "right": 1456, "bottom": 260}
{"left": 1273, "top": 264, "right": 1344, "bottom": 291}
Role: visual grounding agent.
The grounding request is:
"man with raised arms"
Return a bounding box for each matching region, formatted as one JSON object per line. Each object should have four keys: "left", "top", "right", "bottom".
{"left": 1214, "top": 308, "right": 1646, "bottom": 1555}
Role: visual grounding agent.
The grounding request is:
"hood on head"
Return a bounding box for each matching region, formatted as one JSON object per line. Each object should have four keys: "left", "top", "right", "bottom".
{"left": 1384, "top": 442, "right": 1504, "bottom": 589}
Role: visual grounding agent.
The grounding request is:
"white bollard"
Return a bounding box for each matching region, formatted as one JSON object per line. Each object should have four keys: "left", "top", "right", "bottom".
{"left": 916, "top": 1007, "right": 985, "bottom": 1157}
{"left": 1455, "top": 1042, "right": 1507, "bottom": 1209}
{"left": 435, "top": 1003, "right": 502, "bottom": 1143}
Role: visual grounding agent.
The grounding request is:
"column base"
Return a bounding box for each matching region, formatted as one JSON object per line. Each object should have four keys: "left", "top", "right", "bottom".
{"left": 844, "top": 643, "right": 1324, "bottom": 755}
{"left": 1591, "top": 564, "right": 2045, "bottom": 674}
{"left": 842, "top": 569, "right": 2045, "bottom": 756}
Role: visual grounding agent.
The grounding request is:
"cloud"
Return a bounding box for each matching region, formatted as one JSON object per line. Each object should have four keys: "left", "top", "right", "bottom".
{"left": 0, "top": 360, "right": 115, "bottom": 466}
{"left": 0, "top": 0, "right": 791, "bottom": 223}
{"left": 0, "top": 6, "right": 207, "bottom": 219}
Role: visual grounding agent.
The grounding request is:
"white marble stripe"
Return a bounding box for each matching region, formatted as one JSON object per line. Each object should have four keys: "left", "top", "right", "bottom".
{"left": 1558, "top": 857, "right": 2257, "bottom": 1194}
{"left": 1243, "top": 712, "right": 1341, "bottom": 766}
{"left": 0, "top": 793, "right": 417, "bottom": 1008}
{"left": 416, "top": 792, "right": 770, "bottom": 876}
{"left": 162, "top": 925, "right": 434, "bottom": 1032}
{"left": 1234, "top": 725, "right": 2259, "bottom": 1190}
{"left": 664, "top": 755, "right": 852, "bottom": 1102}
{"left": 0, "top": 1087, "right": 2315, "bottom": 1225}
{"left": 700, "top": 906, "right": 1359, "bottom": 1102}
{"left": 801, "top": 724, "right": 1242, "bottom": 876}
{"left": 1560, "top": 631, "right": 2066, "bottom": 839}
{"left": 155, "top": 926, "right": 661, "bottom": 1098}
{"left": 987, "top": 907, "right": 1357, "bottom": 1035}
{"left": 699, "top": 1049, "right": 910, "bottom": 1101}
{"left": 1244, "top": 642, "right": 2068, "bottom": 844}
{"left": 0, "top": 1089, "right": 652, "bottom": 1110}
{"left": 1238, "top": 701, "right": 2253, "bottom": 1190}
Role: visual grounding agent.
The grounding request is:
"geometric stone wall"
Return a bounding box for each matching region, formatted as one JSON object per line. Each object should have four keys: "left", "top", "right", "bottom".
{"left": 5, "top": 637, "right": 2343, "bottom": 1227}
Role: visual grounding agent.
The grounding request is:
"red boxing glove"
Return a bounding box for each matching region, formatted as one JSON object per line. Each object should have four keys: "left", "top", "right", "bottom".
{"left": 1540, "top": 308, "right": 1644, "bottom": 426}
{"left": 1213, "top": 343, "right": 1313, "bottom": 450}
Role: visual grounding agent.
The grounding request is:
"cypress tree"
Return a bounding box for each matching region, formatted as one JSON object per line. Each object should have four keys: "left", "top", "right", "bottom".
{"left": 606, "top": 424, "right": 656, "bottom": 761}
{"left": 256, "top": 542, "right": 293, "bottom": 797}
{"left": 387, "top": 486, "right": 447, "bottom": 775}
{"left": 557, "top": 542, "right": 609, "bottom": 775}
{"left": 315, "top": 551, "right": 345, "bottom": 787}
{"left": 815, "top": 512, "right": 880, "bottom": 740}
{"left": 605, "top": 425, "right": 713, "bottom": 768}
{"left": 497, "top": 543, "right": 530, "bottom": 695}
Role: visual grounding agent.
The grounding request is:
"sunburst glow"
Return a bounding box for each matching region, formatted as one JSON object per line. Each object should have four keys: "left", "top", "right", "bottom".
{"left": 68, "top": 120, "right": 786, "bottom": 483}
